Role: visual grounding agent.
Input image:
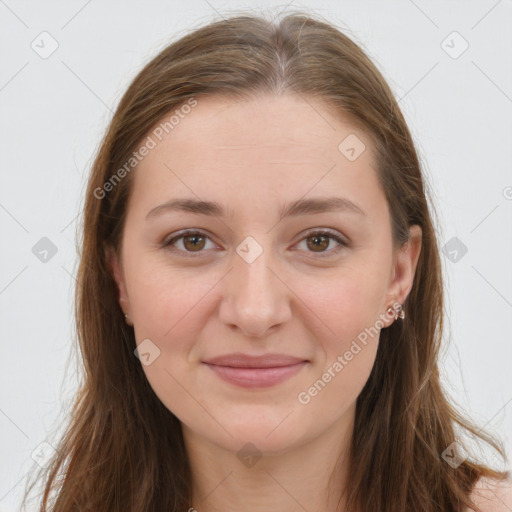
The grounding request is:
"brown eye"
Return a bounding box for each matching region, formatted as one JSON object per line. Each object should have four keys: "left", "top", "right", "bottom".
{"left": 306, "top": 234, "right": 330, "bottom": 252}
{"left": 163, "top": 229, "right": 347, "bottom": 258}
{"left": 296, "top": 230, "right": 347, "bottom": 257}
{"left": 182, "top": 233, "right": 206, "bottom": 251}
{"left": 163, "top": 231, "right": 215, "bottom": 256}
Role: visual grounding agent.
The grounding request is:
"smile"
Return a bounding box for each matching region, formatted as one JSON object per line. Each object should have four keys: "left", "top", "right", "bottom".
{"left": 203, "top": 362, "right": 308, "bottom": 388}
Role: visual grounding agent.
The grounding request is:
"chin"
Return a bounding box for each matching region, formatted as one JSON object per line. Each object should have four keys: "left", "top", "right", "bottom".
{"left": 198, "top": 415, "right": 308, "bottom": 456}
{"left": 220, "top": 430, "right": 299, "bottom": 458}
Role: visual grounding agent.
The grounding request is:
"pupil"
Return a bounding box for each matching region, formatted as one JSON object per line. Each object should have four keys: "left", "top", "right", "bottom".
{"left": 309, "top": 235, "right": 328, "bottom": 251}
{"left": 185, "top": 235, "right": 204, "bottom": 250}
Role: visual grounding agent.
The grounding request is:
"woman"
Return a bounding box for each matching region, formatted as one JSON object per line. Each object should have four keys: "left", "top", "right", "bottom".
{"left": 22, "top": 11, "right": 510, "bottom": 512}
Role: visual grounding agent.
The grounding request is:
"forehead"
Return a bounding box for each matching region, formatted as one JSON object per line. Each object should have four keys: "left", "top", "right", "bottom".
{"left": 146, "top": 93, "right": 372, "bottom": 161}
{"left": 128, "top": 94, "right": 385, "bottom": 220}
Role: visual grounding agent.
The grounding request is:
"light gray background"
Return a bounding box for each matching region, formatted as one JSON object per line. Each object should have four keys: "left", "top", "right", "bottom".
{"left": 1, "top": 1, "right": 511, "bottom": 510}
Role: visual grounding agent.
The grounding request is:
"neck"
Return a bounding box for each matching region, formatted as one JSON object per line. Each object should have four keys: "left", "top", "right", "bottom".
{"left": 183, "top": 404, "right": 355, "bottom": 512}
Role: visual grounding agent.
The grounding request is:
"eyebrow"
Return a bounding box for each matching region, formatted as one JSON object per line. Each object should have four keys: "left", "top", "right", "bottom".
{"left": 145, "top": 196, "right": 366, "bottom": 221}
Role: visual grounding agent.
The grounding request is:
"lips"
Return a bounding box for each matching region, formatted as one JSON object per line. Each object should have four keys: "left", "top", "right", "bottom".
{"left": 203, "top": 353, "right": 307, "bottom": 368}
{"left": 202, "top": 353, "right": 308, "bottom": 388}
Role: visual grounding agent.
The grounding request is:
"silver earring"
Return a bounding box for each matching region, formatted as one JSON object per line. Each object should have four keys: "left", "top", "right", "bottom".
{"left": 386, "top": 304, "right": 405, "bottom": 321}
{"left": 394, "top": 304, "right": 405, "bottom": 320}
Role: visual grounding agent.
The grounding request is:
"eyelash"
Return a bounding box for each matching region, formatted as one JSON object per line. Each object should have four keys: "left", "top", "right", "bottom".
{"left": 162, "top": 229, "right": 348, "bottom": 258}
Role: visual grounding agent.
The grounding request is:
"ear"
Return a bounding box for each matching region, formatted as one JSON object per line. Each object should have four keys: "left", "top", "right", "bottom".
{"left": 104, "top": 243, "right": 131, "bottom": 317}
{"left": 384, "top": 224, "right": 422, "bottom": 318}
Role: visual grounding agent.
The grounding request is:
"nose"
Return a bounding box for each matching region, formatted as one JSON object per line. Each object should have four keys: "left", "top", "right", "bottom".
{"left": 218, "top": 241, "right": 292, "bottom": 338}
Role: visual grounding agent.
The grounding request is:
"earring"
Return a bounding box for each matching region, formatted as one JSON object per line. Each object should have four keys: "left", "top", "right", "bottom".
{"left": 386, "top": 304, "right": 405, "bottom": 321}
{"left": 124, "top": 313, "right": 133, "bottom": 326}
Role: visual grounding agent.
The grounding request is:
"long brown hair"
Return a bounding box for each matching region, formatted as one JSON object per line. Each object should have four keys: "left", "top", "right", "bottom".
{"left": 21, "top": 10, "right": 508, "bottom": 511}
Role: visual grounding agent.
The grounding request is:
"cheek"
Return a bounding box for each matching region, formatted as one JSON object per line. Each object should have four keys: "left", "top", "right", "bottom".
{"left": 295, "top": 278, "right": 382, "bottom": 420}
{"left": 126, "top": 261, "right": 216, "bottom": 420}
{"left": 295, "top": 270, "right": 385, "bottom": 396}
{"left": 296, "top": 336, "right": 378, "bottom": 437}
{"left": 126, "top": 259, "right": 223, "bottom": 393}
{"left": 126, "top": 257, "right": 214, "bottom": 339}
{"left": 298, "top": 266, "right": 387, "bottom": 343}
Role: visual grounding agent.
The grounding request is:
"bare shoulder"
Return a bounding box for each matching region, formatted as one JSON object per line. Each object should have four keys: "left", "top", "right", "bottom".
{"left": 468, "top": 476, "right": 512, "bottom": 512}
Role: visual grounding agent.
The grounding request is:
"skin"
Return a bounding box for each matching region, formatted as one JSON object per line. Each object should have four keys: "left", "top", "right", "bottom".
{"left": 107, "top": 93, "right": 423, "bottom": 512}
{"left": 469, "top": 477, "right": 512, "bottom": 512}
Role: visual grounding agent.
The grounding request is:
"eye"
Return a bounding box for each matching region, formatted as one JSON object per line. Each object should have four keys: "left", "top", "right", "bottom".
{"left": 162, "top": 230, "right": 217, "bottom": 256}
{"left": 294, "top": 229, "right": 348, "bottom": 257}
{"left": 163, "top": 229, "right": 348, "bottom": 258}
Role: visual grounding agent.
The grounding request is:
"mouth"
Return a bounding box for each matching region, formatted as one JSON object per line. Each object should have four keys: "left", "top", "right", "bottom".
{"left": 202, "top": 357, "right": 308, "bottom": 388}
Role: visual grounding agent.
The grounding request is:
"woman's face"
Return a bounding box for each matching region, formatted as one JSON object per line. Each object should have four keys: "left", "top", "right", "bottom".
{"left": 108, "top": 94, "right": 421, "bottom": 455}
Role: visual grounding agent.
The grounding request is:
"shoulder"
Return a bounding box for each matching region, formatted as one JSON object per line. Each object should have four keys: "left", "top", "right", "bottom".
{"left": 468, "top": 476, "right": 512, "bottom": 512}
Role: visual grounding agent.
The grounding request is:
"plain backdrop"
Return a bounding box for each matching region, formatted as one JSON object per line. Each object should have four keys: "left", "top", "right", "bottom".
{"left": 1, "top": 0, "right": 511, "bottom": 510}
